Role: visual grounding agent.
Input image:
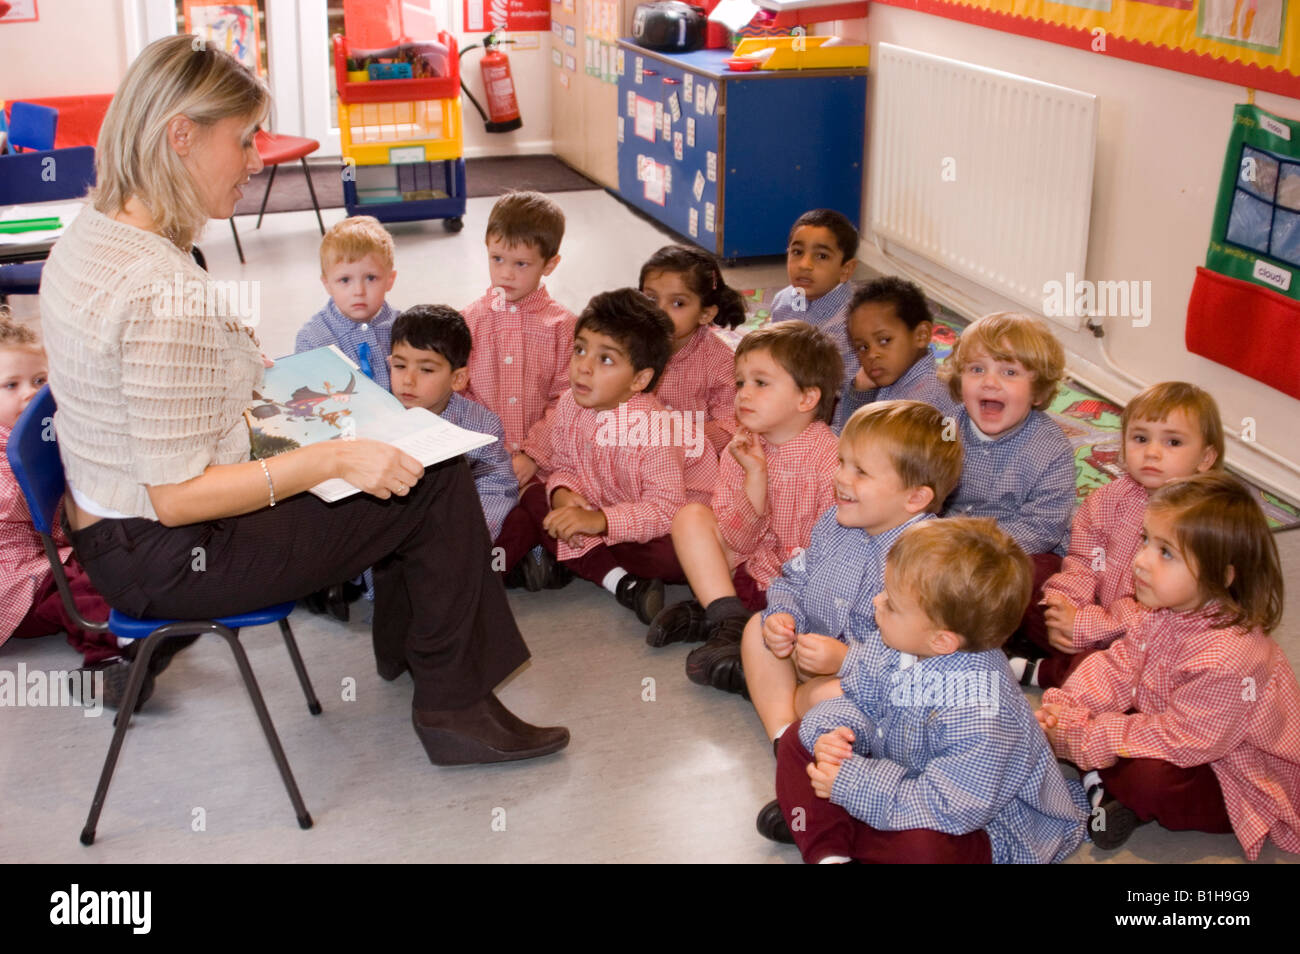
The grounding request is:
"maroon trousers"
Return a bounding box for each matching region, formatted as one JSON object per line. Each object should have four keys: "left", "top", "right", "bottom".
{"left": 1095, "top": 757, "right": 1233, "bottom": 834}
{"left": 10, "top": 556, "right": 118, "bottom": 665}
{"left": 497, "top": 482, "right": 686, "bottom": 585}
{"left": 774, "top": 721, "right": 993, "bottom": 864}
{"left": 1013, "top": 553, "right": 1084, "bottom": 688}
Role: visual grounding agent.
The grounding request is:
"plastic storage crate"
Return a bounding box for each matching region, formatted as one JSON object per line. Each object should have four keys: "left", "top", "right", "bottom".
{"left": 333, "top": 28, "right": 465, "bottom": 230}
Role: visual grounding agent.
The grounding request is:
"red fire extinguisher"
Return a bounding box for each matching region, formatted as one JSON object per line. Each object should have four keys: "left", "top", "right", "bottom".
{"left": 460, "top": 29, "right": 523, "bottom": 133}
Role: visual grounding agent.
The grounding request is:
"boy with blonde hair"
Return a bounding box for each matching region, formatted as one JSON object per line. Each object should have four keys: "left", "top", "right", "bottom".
{"left": 744, "top": 400, "right": 963, "bottom": 745}
{"left": 296, "top": 215, "right": 399, "bottom": 390}
{"left": 1012, "top": 381, "right": 1223, "bottom": 689}
{"left": 762, "top": 517, "right": 1089, "bottom": 863}
{"left": 464, "top": 191, "right": 576, "bottom": 486}
{"left": 939, "top": 311, "right": 1075, "bottom": 634}
{"left": 648, "top": 321, "right": 843, "bottom": 695}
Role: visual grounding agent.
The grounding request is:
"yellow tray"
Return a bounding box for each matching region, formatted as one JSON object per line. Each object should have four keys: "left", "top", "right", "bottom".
{"left": 731, "top": 36, "right": 869, "bottom": 71}
{"left": 338, "top": 97, "right": 463, "bottom": 165}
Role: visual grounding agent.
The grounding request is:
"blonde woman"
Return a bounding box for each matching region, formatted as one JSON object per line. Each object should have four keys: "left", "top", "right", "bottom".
{"left": 40, "top": 36, "right": 568, "bottom": 765}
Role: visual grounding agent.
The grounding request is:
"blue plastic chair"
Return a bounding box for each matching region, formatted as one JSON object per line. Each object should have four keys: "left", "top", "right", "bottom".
{"left": 6, "top": 101, "right": 57, "bottom": 152}
{"left": 0, "top": 261, "right": 42, "bottom": 305}
{"left": 0, "top": 145, "right": 95, "bottom": 209}
{"left": 6, "top": 386, "right": 321, "bottom": 845}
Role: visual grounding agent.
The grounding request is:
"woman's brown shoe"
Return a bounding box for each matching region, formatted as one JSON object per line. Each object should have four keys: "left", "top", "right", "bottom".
{"left": 412, "top": 695, "right": 570, "bottom": 766}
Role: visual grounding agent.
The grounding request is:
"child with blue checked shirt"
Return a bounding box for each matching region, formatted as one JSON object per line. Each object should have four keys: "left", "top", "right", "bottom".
{"left": 295, "top": 216, "right": 399, "bottom": 390}
{"left": 832, "top": 276, "right": 961, "bottom": 431}
{"left": 387, "top": 305, "right": 517, "bottom": 540}
{"left": 743, "top": 400, "right": 963, "bottom": 749}
{"left": 770, "top": 209, "right": 859, "bottom": 393}
{"left": 939, "top": 311, "right": 1075, "bottom": 628}
{"left": 761, "top": 517, "right": 1089, "bottom": 864}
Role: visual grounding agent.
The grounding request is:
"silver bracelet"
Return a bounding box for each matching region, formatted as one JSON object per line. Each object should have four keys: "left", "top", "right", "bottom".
{"left": 259, "top": 458, "right": 276, "bottom": 508}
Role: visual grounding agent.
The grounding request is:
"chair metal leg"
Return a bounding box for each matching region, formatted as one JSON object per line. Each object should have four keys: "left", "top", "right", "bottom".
{"left": 278, "top": 618, "right": 322, "bottom": 715}
{"left": 229, "top": 218, "right": 246, "bottom": 265}
{"left": 300, "top": 158, "right": 326, "bottom": 235}
{"left": 81, "top": 621, "right": 312, "bottom": 846}
{"left": 255, "top": 163, "right": 279, "bottom": 230}
{"left": 215, "top": 624, "right": 313, "bottom": 830}
{"left": 82, "top": 627, "right": 194, "bottom": 845}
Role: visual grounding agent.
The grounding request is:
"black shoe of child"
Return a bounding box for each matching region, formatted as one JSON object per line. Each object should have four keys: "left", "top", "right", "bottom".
{"left": 506, "top": 549, "right": 564, "bottom": 593}
{"left": 302, "top": 588, "right": 329, "bottom": 614}
{"left": 615, "top": 574, "right": 665, "bottom": 625}
{"left": 685, "top": 615, "right": 748, "bottom": 698}
{"left": 645, "top": 599, "right": 710, "bottom": 647}
{"left": 72, "top": 659, "right": 155, "bottom": 712}
{"left": 545, "top": 561, "right": 575, "bottom": 590}
{"left": 756, "top": 799, "right": 795, "bottom": 845}
{"left": 1090, "top": 797, "right": 1145, "bottom": 850}
{"left": 324, "top": 583, "right": 352, "bottom": 622}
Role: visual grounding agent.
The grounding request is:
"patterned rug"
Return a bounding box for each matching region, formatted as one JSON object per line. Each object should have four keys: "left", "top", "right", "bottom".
{"left": 722, "top": 288, "right": 1300, "bottom": 530}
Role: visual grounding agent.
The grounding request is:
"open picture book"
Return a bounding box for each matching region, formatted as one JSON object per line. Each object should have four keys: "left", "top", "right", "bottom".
{"left": 246, "top": 345, "right": 496, "bottom": 502}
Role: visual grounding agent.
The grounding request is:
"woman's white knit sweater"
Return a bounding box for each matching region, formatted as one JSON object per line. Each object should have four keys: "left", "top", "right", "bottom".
{"left": 40, "top": 206, "right": 264, "bottom": 521}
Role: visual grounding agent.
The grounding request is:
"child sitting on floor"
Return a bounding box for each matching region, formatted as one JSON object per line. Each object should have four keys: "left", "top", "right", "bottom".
{"left": 638, "top": 244, "right": 746, "bottom": 456}
{"left": 743, "top": 400, "right": 963, "bottom": 748}
{"left": 940, "top": 311, "right": 1076, "bottom": 639}
{"left": 1012, "top": 382, "right": 1222, "bottom": 690}
{"left": 295, "top": 216, "right": 399, "bottom": 390}
{"left": 388, "top": 305, "right": 517, "bottom": 540}
{"left": 495, "top": 289, "right": 717, "bottom": 622}
{"left": 1038, "top": 472, "right": 1300, "bottom": 857}
{"left": 832, "top": 276, "right": 960, "bottom": 431}
{"left": 463, "top": 190, "right": 576, "bottom": 486}
{"left": 647, "top": 321, "right": 843, "bottom": 697}
{"left": 763, "top": 517, "right": 1089, "bottom": 864}
{"left": 0, "top": 315, "right": 125, "bottom": 699}
{"left": 770, "top": 209, "right": 859, "bottom": 393}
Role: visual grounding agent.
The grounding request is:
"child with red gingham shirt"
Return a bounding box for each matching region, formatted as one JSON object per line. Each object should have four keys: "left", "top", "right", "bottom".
{"left": 496, "top": 290, "right": 703, "bottom": 625}
{"left": 461, "top": 191, "right": 576, "bottom": 486}
{"left": 646, "top": 321, "right": 843, "bottom": 698}
{"left": 638, "top": 245, "right": 746, "bottom": 456}
{"left": 0, "top": 316, "right": 116, "bottom": 667}
{"left": 1038, "top": 473, "right": 1300, "bottom": 857}
{"left": 1014, "top": 382, "right": 1223, "bottom": 690}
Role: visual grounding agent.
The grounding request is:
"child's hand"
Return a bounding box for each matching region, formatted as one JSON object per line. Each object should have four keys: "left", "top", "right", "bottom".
{"left": 1035, "top": 702, "right": 1061, "bottom": 747}
{"left": 1046, "top": 625, "right": 1082, "bottom": 655}
{"left": 808, "top": 757, "right": 843, "bottom": 800}
{"left": 813, "top": 725, "right": 855, "bottom": 766}
{"left": 762, "top": 612, "right": 797, "bottom": 658}
{"left": 852, "top": 366, "right": 873, "bottom": 392}
{"left": 1042, "top": 592, "right": 1078, "bottom": 643}
{"left": 261, "top": 353, "right": 275, "bottom": 369}
{"left": 727, "top": 427, "right": 767, "bottom": 476}
{"left": 543, "top": 505, "right": 607, "bottom": 543}
{"left": 794, "top": 633, "right": 848, "bottom": 677}
{"left": 512, "top": 452, "right": 538, "bottom": 487}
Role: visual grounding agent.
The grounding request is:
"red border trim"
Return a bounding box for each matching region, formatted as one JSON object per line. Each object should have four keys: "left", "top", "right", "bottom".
{"left": 873, "top": 0, "right": 1300, "bottom": 99}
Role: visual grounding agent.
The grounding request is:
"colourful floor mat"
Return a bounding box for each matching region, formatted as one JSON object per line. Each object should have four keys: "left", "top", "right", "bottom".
{"left": 723, "top": 288, "right": 1300, "bottom": 530}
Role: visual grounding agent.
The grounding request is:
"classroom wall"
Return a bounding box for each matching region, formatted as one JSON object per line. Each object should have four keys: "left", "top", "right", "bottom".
{"left": 830, "top": 6, "right": 1300, "bottom": 504}
{"left": 0, "top": 2, "right": 128, "bottom": 97}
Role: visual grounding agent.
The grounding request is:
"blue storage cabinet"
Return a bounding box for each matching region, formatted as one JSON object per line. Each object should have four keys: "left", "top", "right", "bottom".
{"left": 615, "top": 40, "right": 866, "bottom": 259}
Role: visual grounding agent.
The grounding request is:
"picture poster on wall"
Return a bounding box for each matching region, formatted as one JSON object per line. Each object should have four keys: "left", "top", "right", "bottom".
{"left": 0, "top": 0, "right": 38, "bottom": 24}
{"left": 184, "top": 2, "right": 262, "bottom": 75}
{"left": 874, "top": 0, "right": 1299, "bottom": 97}
{"left": 463, "top": 0, "right": 550, "bottom": 32}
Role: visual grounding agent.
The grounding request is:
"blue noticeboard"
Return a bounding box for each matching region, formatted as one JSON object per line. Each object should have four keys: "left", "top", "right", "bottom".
{"left": 615, "top": 40, "right": 865, "bottom": 259}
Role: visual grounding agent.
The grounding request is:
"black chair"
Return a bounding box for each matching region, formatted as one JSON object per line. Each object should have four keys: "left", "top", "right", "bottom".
{"left": 7, "top": 386, "right": 322, "bottom": 845}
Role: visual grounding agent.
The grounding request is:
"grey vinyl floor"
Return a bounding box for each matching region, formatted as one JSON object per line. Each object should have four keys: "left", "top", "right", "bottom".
{"left": 2, "top": 190, "right": 1297, "bottom": 863}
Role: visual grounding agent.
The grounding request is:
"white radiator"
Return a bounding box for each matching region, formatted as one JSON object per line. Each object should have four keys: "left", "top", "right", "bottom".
{"left": 869, "top": 44, "right": 1098, "bottom": 327}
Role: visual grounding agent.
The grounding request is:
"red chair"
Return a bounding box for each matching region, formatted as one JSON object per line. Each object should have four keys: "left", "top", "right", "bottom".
{"left": 229, "top": 130, "right": 326, "bottom": 264}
